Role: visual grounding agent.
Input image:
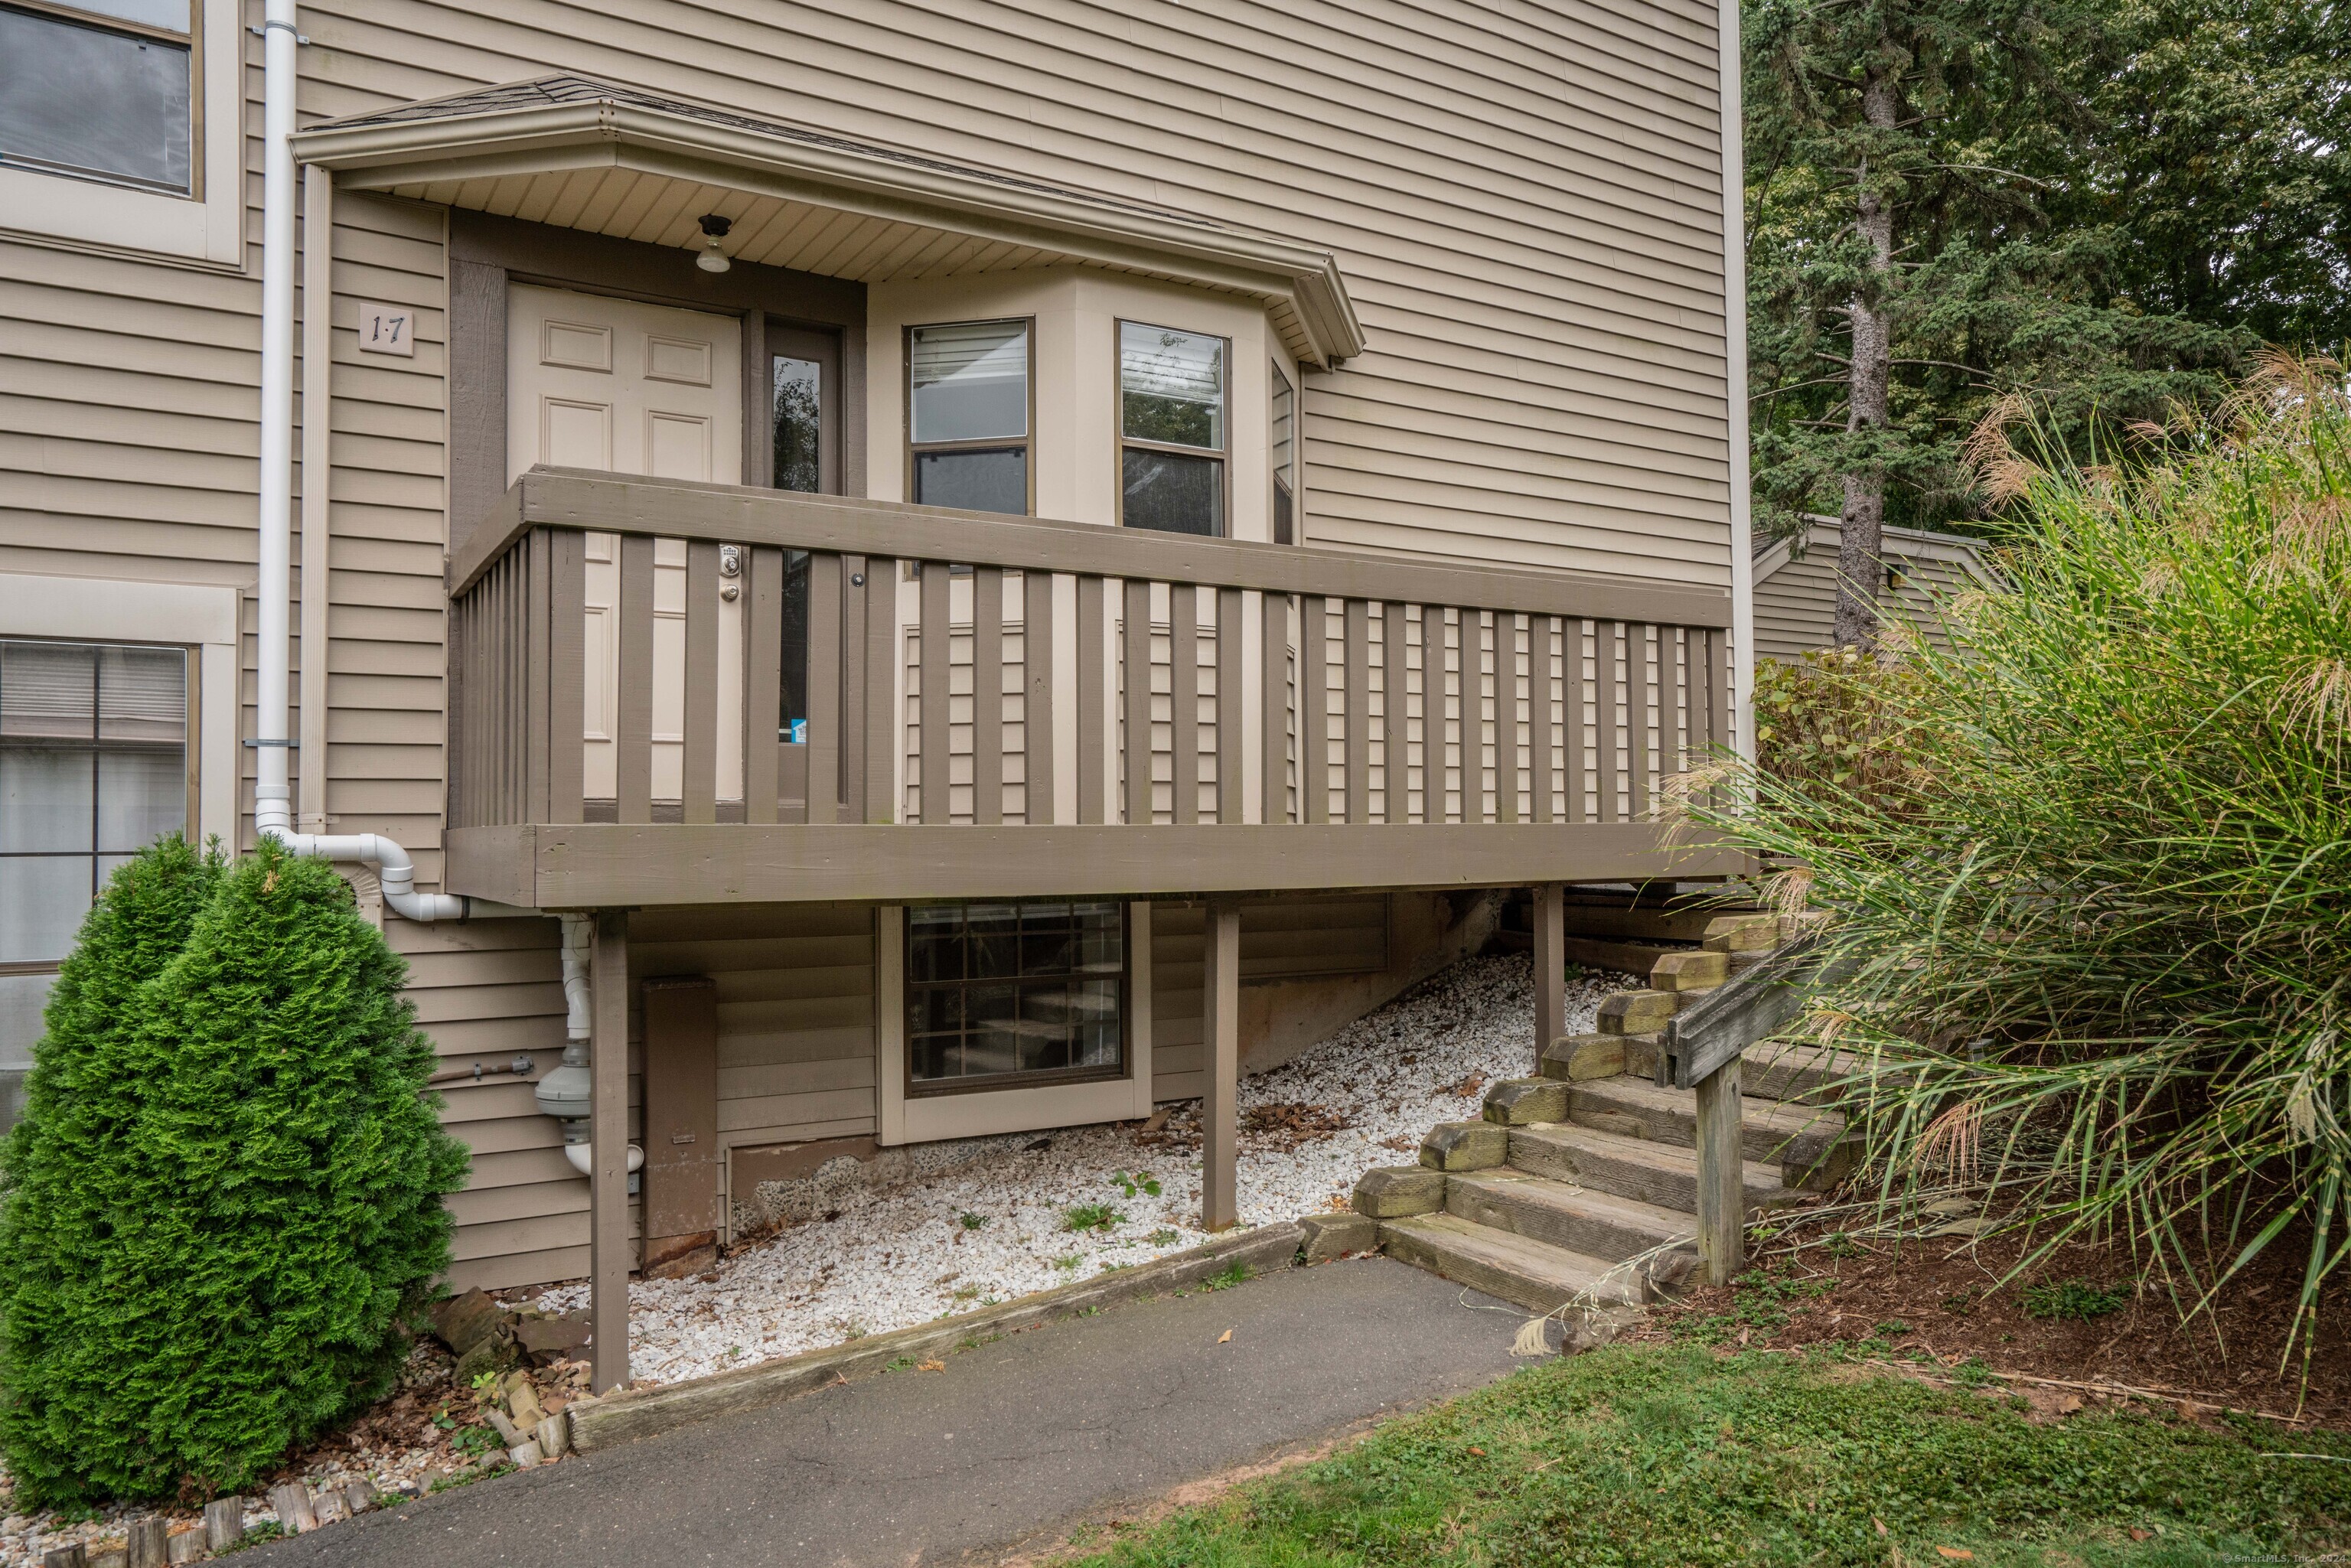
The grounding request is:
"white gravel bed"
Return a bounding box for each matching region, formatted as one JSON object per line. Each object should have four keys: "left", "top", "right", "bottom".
{"left": 523, "top": 953, "right": 1624, "bottom": 1386}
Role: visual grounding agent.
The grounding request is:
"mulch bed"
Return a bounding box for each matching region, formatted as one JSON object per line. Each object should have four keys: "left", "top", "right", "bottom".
{"left": 1632, "top": 1199, "right": 2351, "bottom": 1429}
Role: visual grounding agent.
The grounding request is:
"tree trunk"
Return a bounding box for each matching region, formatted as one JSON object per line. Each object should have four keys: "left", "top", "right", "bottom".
{"left": 1834, "top": 60, "right": 1900, "bottom": 649}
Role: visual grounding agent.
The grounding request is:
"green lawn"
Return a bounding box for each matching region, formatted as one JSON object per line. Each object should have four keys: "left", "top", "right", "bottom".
{"left": 1068, "top": 1344, "right": 2351, "bottom": 1567}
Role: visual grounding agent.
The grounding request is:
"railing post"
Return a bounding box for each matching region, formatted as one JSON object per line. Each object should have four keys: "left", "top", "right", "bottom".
{"left": 1201, "top": 896, "right": 1241, "bottom": 1232}
{"left": 1693, "top": 1058, "right": 1745, "bottom": 1284}
{"left": 1531, "top": 882, "right": 1565, "bottom": 1073}
{"left": 589, "top": 908, "right": 631, "bottom": 1393}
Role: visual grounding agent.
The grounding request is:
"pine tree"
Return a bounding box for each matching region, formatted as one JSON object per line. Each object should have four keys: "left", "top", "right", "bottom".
{"left": 0, "top": 843, "right": 469, "bottom": 1502}
{"left": 0, "top": 836, "right": 223, "bottom": 1505}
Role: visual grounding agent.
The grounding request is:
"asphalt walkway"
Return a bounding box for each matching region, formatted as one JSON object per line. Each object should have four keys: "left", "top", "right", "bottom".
{"left": 246, "top": 1255, "right": 1528, "bottom": 1566}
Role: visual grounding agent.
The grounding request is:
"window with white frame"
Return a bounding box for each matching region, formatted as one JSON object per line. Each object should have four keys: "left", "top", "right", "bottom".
{"left": 0, "top": 1, "right": 194, "bottom": 194}
{"left": 908, "top": 319, "right": 1032, "bottom": 516}
{"left": 1270, "top": 358, "right": 1297, "bottom": 545}
{"left": 1119, "top": 321, "right": 1227, "bottom": 536}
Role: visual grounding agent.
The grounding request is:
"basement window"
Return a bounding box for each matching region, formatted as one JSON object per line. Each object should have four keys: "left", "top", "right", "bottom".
{"left": 905, "top": 901, "right": 1125, "bottom": 1094}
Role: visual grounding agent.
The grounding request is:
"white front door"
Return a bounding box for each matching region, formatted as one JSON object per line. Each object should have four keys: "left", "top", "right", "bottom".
{"left": 507, "top": 285, "right": 746, "bottom": 807}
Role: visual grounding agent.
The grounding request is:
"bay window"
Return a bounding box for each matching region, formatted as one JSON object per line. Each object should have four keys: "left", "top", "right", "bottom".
{"left": 1118, "top": 321, "right": 1228, "bottom": 536}
{"left": 908, "top": 319, "right": 1032, "bottom": 516}
{"left": 1270, "top": 359, "right": 1297, "bottom": 545}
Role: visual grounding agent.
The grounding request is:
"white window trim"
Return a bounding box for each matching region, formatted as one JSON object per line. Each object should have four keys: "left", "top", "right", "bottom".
{"left": 876, "top": 901, "right": 1155, "bottom": 1146}
{"left": 0, "top": 0, "right": 243, "bottom": 267}
{"left": 0, "top": 571, "right": 239, "bottom": 847}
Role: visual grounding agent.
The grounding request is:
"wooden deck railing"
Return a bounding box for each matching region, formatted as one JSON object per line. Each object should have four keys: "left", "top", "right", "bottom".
{"left": 448, "top": 469, "right": 1736, "bottom": 838}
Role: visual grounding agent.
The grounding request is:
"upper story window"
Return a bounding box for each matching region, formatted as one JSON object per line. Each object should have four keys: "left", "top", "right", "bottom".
{"left": 1118, "top": 321, "right": 1227, "bottom": 536}
{"left": 909, "top": 319, "right": 1031, "bottom": 516}
{"left": 1270, "top": 359, "right": 1297, "bottom": 546}
{"left": 0, "top": 0, "right": 193, "bottom": 194}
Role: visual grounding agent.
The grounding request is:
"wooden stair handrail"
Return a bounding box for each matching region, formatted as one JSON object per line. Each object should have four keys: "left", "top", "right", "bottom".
{"left": 1657, "top": 931, "right": 1824, "bottom": 1091}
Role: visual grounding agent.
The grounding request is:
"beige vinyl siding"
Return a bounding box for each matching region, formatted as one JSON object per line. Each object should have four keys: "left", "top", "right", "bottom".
{"left": 1754, "top": 538, "right": 1984, "bottom": 661}
{"left": 288, "top": 0, "right": 1735, "bottom": 585}
{"left": 318, "top": 193, "right": 454, "bottom": 879}
{"left": 629, "top": 905, "right": 879, "bottom": 1151}
{"left": 389, "top": 915, "right": 599, "bottom": 1293}
{"left": 0, "top": 242, "right": 259, "bottom": 591}
{"left": 1149, "top": 895, "right": 1391, "bottom": 1101}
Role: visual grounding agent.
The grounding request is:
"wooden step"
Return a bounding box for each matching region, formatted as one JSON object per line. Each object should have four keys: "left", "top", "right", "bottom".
{"left": 1378, "top": 1213, "right": 1647, "bottom": 1314}
{"left": 1742, "top": 1041, "right": 1860, "bottom": 1105}
{"left": 1567, "top": 1075, "right": 1850, "bottom": 1176}
{"left": 1445, "top": 1168, "right": 1696, "bottom": 1275}
{"left": 1507, "top": 1123, "right": 1802, "bottom": 1216}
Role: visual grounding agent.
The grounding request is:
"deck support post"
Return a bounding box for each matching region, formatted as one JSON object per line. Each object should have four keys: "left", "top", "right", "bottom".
{"left": 1531, "top": 882, "right": 1565, "bottom": 1072}
{"left": 589, "top": 909, "right": 631, "bottom": 1393}
{"left": 1692, "top": 1058, "right": 1744, "bottom": 1284}
{"left": 1201, "top": 897, "right": 1241, "bottom": 1232}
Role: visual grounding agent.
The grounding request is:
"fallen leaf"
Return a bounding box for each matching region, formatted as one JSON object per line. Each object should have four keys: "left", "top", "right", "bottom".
{"left": 2128, "top": 1529, "right": 2151, "bottom": 1542}
{"left": 2056, "top": 1394, "right": 2083, "bottom": 1416}
{"left": 917, "top": 1360, "right": 945, "bottom": 1372}
{"left": 1467, "top": 1446, "right": 1485, "bottom": 1457}
{"left": 1218, "top": 1329, "right": 1232, "bottom": 1344}
{"left": 1935, "top": 1548, "right": 1973, "bottom": 1560}
{"left": 1873, "top": 1518, "right": 1888, "bottom": 1537}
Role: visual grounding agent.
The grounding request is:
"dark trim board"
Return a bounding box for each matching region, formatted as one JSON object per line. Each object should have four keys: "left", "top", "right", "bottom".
{"left": 445, "top": 822, "right": 1747, "bottom": 908}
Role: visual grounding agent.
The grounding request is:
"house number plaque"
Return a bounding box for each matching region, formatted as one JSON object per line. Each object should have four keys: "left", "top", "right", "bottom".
{"left": 356, "top": 302, "right": 416, "bottom": 357}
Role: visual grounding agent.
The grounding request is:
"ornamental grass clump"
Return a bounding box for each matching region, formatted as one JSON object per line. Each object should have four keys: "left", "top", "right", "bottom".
{"left": 1689, "top": 353, "right": 2351, "bottom": 1368}
{"left": 0, "top": 841, "right": 468, "bottom": 1504}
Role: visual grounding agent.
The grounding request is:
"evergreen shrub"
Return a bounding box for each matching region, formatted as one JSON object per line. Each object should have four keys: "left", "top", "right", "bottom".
{"left": 0, "top": 841, "right": 468, "bottom": 1503}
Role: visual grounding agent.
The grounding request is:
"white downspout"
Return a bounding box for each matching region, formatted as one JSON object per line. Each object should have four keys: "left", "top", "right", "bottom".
{"left": 253, "top": 0, "right": 468, "bottom": 923}
{"left": 539, "top": 915, "right": 642, "bottom": 1176}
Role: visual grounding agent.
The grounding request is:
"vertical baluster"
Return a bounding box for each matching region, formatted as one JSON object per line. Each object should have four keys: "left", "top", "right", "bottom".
{"left": 683, "top": 540, "right": 721, "bottom": 825}
{"left": 862, "top": 557, "right": 897, "bottom": 824}
{"left": 1531, "top": 614, "right": 1557, "bottom": 823}
{"left": 1123, "top": 579, "right": 1153, "bottom": 825}
{"left": 919, "top": 562, "right": 951, "bottom": 825}
{"left": 1565, "top": 618, "right": 1590, "bottom": 823}
{"left": 804, "top": 553, "right": 842, "bottom": 825}
{"left": 547, "top": 533, "right": 585, "bottom": 827}
{"left": 1343, "top": 598, "right": 1370, "bottom": 824}
{"left": 745, "top": 546, "right": 784, "bottom": 825}
{"left": 1435, "top": 607, "right": 1457, "bottom": 822}
{"left": 1497, "top": 611, "right": 1521, "bottom": 825}
{"left": 1170, "top": 584, "right": 1198, "bottom": 825}
{"left": 1260, "top": 590, "right": 1289, "bottom": 824}
{"left": 1461, "top": 607, "right": 1487, "bottom": 823}
{"left": 1216, "top": 586, "right": 1243, "bottom": 823}
{"left": 973, "top": 566, "right": 1004, "bottom": 826}
{"left": 1595, "top": 619, "right": 1622, "bottom": 823}
{"left": 1629, "top": 623, "right": 1653, "bottom": 821}
{"left": 1024, "top": 569, "right": 1056, "bottom": 826}
{"left": 617, "top": 534, "right": 655, "bottom": 824}
{"left": 1301, "top": 595, "right": 1330, "bottom": 823}
{"left": 1382, "top": 601, "right": 1409, "bottom": 822}
{"left": 837, "top": 555, "right": 868, "bottom": 823}
{"left": 1078, "top": 575, "right": 1106, "bottom": 824}
{"left": 523, "top": 533, "right": 552, "bottom": 823}
{"left": 1708, "top": 626, "right": 1730, "bottom": 759}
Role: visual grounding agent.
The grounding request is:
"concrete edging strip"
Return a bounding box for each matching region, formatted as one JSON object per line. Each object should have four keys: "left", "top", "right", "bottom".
{"left": 566, "top": 1221, "right": 1306, "bottom": 1453}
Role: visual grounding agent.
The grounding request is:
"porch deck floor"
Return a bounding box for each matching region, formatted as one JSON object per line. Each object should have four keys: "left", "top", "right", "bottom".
{"left": 240, "top": 1257, "right": 1528, "bottom": 1567}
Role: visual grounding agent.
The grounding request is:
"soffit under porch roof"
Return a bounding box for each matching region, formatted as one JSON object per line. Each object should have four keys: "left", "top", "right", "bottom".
{"left": 291, "top": 75, "right": 1366, "bottom": 369}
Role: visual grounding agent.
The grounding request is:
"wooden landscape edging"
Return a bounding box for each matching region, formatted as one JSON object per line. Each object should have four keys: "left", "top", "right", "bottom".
{"left": 565, "top": 1222, "right": 1305, "bottom": 1454}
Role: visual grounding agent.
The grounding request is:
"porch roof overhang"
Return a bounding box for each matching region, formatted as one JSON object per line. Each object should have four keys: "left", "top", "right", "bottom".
{"left": 290, "top": 75, "right": 1367, "bottom": 368}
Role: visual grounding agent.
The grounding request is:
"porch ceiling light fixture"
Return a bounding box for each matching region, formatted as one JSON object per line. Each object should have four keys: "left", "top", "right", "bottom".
{"left": 696, "top": 212, "right": 732, "bottom": 273}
